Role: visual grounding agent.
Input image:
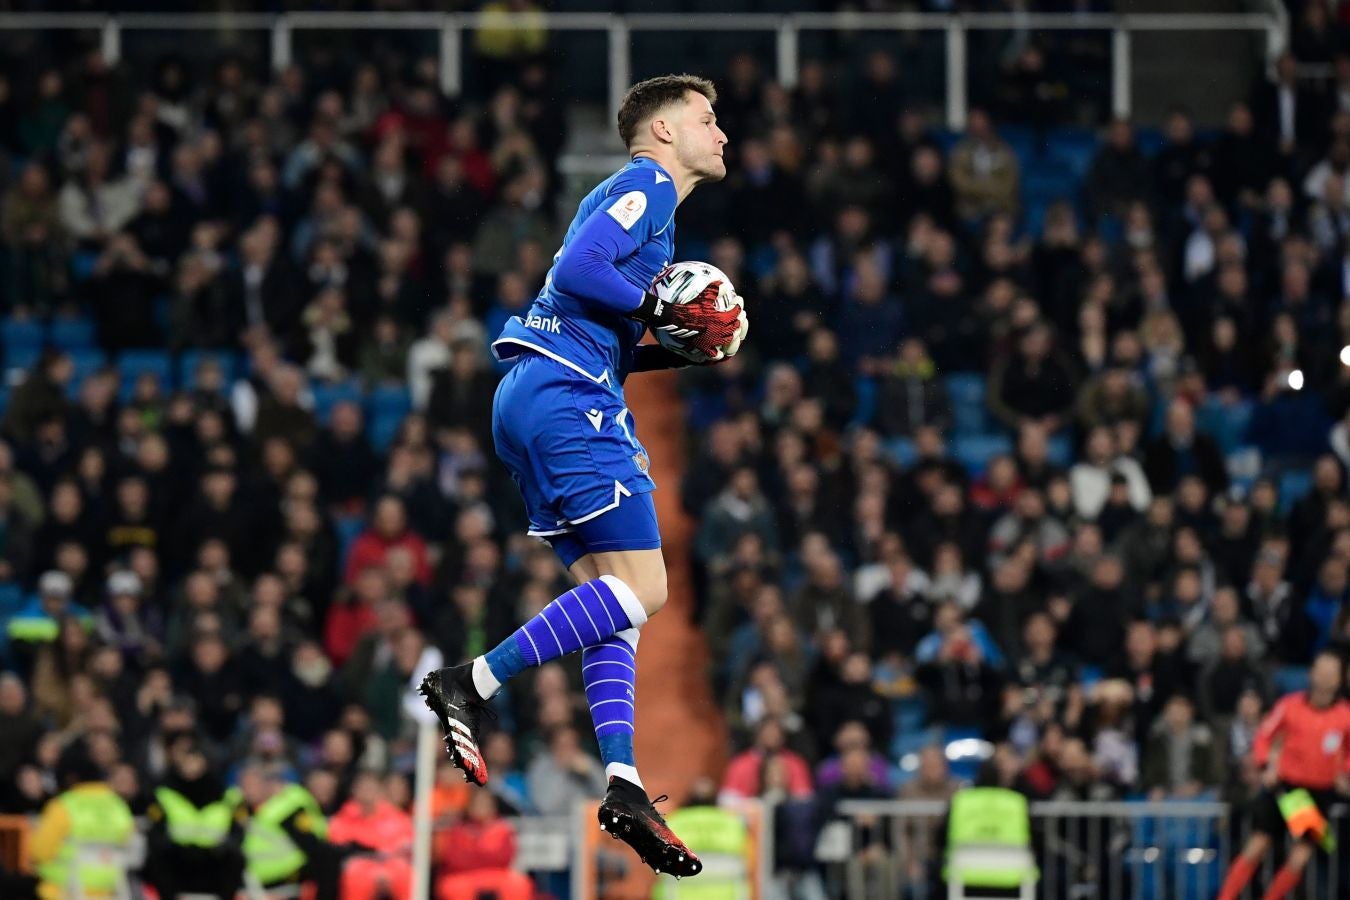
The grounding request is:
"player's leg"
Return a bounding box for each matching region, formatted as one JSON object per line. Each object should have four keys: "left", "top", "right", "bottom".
{"left": 1262, "top": 839, "right": 1314, "bottom": 900}
{"left": 421, "top": 364, "right": 664, "bottom": 785}
{"left": 419, "top": 536, "right": 655, "bottom": 786}
{"left": 1218, "top": 830, "right": 1270, "bottom": 900}
{"left": 542, "top": 496, "right": 698, "bottom": 876}
{"left": 1219, "top": 789, "right": 1279, "bottom": 900}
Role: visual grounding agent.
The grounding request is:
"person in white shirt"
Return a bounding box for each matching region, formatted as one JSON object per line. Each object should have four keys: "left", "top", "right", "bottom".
{"left": 1070, "top": 425, "right": 1152, "bottom": 520}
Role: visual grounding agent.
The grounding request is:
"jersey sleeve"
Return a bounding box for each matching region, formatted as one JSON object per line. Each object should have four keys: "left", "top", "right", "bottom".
{"left": 599, "top": 167, "right": 678, "bottom": 250}
{"left": 551, "top": 169, "right": 678, "bottom": 315}
{"left": 1252, "top": 694, "right": 1294, "bottom": 767}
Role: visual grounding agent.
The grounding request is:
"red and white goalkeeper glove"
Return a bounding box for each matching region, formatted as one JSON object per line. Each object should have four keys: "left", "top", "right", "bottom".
{"left": 631, "top": 281, "right": 741, "bottom": 358}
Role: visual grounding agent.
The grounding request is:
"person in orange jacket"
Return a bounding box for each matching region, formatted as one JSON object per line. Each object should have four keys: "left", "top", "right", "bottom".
{"left": 327, "top": 770, "right": 414, "bottom": 900}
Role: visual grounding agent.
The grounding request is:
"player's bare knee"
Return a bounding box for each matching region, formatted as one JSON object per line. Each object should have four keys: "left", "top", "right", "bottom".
{"left": 633, "top": 567, "right": 668, "bottom": 616}
{"left": 1243, "top": 833, "right": 1270, "bottom": 861}
{"left": 593, "top": 548, "right": 667, "bottom": 618}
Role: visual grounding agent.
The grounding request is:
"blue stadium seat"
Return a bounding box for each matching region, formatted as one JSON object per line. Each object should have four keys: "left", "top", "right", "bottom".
{"left": 952, "top": 434, "right": 1012, "bottom": 475}
{"left": 1021, "top": 164, "right": 1079, "bottom": 204}
{"left": 68, "top": 347, "right": 106, "bottom": 378}
{"left": 5, "top": 345, "right": 40, "bottom": 376}
{"left": 883, "top": 437, "right": 916, "bottom": 468}
{"left": 1273, "top": 666, "right": 1310, "bottom": 695}
{"left": 1044, "top": 128, "right": 1099, "bottom": 179}
{"left": 2, "top": 319, "right": 44, "bottom": 357}
{"left": 1278, "top": 470, "right": 1314, "bottom": 514}
{"left": 944, "top": 373, "right": 987, "bottom": 433}
{"left": 1021, "top": 199, "right": 1052, "bottom": 240}
{"left": 1225, "top": 446, "right": 1261, "bottom": 496}
{"left": 368, "top": 410, "right": 406, "bottom": 453}
{"left": 998, "top": 124, "right": 1038, "bottom": 167}
{"left": 1196, "top": 397, "right": 1254, "bottom": 456}
{"left": 1047, "top": 433, "right": 1073, "bottom": 468}
{"left": 334, "top": 514, "right": 366, "bottom": 572}
{"left": 849, "top": 376, "right": 876, "bottom": 428}
{"left": 49, "top": 316, "right": 96, "bottom": 350}
{"left": 178, "top": 350, "right": 239, "bottom": 390}
{"left": 311, "top": 380, "right": 364, "bottom": 424}
{"left": 65, "top": 348, "right": 107, "bottom": 398}
{"left": 1136, "top": 127, "right": 1166, "bottom": 157}
{"left": 366, "top": 384, "right": 412, "bottom": 420}
{"left": 117, "top": 350, "right": 172, "bottom": 385}
{"left": 117, "top": 350, "right": 172, "bottom": 402}
{"left": 930, "top": 129, "right": 962, "bottom": 155}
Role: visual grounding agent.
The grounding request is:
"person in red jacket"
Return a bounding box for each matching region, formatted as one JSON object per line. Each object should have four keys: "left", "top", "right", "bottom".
{"left": 327, "top": 770, "right": 414, "bottom": 900}
{"left": 436, "top": 787, "right": 535, "bottom": 900}
{"left": 718, "top": 719, "right": 814, "bottom": 803}
{"left": 343, "top": 495, "right": 432, "bottom": 586}
{"left": 436, "top": 787, "right": 517, "bottom": 875}
{"left": 1218, "top": 651, "right": 1350, "bottom": 900}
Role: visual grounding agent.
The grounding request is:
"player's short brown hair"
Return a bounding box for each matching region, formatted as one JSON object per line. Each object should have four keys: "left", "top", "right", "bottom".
{"left": 617, "top": 74, "right": 718, "bottom": 149}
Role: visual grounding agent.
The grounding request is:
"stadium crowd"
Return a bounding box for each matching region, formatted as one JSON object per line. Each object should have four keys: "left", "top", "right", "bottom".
{"left": 0, "top": 0, "right": 1346, "bottom": 897}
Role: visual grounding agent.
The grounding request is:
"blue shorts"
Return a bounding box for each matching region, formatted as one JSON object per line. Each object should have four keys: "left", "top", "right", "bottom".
{"left": 492, "top": 351, "right": 661, "bottom": 568}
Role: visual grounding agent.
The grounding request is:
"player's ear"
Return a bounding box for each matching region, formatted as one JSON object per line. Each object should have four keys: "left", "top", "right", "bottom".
{"left": 649, "top": 114, "right": 675, "bottom": 146}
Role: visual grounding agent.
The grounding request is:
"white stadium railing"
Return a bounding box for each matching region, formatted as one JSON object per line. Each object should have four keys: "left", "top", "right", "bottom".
{"left": 0, "top": 10, "right": 1285, "bottom": 130}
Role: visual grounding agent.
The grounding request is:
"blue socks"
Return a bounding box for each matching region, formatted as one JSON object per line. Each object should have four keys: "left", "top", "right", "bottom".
{"left": 583, "top": 629, "right": 641, "bottom": 786}
{"left": 473, "top": 575, "right": 648, "bottom": 699}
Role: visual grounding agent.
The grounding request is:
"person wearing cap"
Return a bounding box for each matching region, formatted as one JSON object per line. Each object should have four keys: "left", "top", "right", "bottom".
{"left": 93, "top": 569, "right": 163, "bottom": 664}
{"left": 6, "top": 570, "right": 90, "bottom": 674}
{"left": 28, "top": 738, "right": 136, "bottom": 899}
{"left": 144, "top": 735, "right": 246, "bottom": 899}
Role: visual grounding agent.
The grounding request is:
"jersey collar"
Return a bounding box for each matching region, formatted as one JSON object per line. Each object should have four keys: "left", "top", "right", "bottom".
{"left": 629, "top": 156, "right": 673, "bottom": 184}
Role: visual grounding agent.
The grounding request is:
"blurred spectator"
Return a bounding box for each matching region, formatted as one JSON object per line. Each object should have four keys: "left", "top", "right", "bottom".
{"left": 328, "top": 769, "right": 413, "bottom": 900}
{"left": 1141, "top": 694, "right": 1224, "bottom": 799}
{"left": 525, "top": 725, "right": 606, "bottom": 817}
{"left": 987, "top": 321, "right": 1077, "bottom": 432}
{"left": 948, "top": 109, "right": 1019, "bottom": 222}
{"left": 720, "top": 719, "right": 814, "bottom": 804}
{"left": 344, "top": 496, "right": 431, "bottom": 586}
{"left": 875, "top": 338, "right": 952, "bottom": 437}
{"left": 1085, "top": 119, "right": 1152, "bottom": 222}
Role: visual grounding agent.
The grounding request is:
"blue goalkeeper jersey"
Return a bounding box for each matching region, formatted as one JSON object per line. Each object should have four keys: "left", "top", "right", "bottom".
{"left": 492, "top": 156, "right": 678, "bottom": 387}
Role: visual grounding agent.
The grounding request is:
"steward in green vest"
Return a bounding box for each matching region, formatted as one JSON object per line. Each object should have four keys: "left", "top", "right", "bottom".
{"left": 144, "top": 737, "right": 247, "bottom": 899}
{"left": 239, "top": 764, "right": 343, "bottom": 900}
{"left": 29, "top": 739, "right": 135, "bottom": 900}
{"left": 942, "top": 786, "right": 1038, "bottom": 895}
{"left": 654, "top": 780, "right": 750, "bottom": 900}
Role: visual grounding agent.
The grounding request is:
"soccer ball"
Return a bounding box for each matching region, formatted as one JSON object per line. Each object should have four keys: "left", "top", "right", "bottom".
{"left": 648, "top": 261, "right": 748, "bottom": 363}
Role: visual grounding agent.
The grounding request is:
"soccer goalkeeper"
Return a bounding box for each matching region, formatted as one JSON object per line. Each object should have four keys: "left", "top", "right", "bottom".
{"left": 421, "top": 74, "right": 745, "bottom": 878}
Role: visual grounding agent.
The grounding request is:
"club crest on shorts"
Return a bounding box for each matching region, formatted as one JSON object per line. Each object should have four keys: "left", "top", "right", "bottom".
{"left": 631, "top": 450, "right": 650, "bottom": 474}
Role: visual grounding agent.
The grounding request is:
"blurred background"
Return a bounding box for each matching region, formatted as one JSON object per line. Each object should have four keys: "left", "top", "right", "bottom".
{"left": 0, "top": 0, "right": 1346, "bottom": 898}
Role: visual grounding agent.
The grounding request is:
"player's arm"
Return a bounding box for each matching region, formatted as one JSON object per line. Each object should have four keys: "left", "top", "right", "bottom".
{"left": 631, "top": 344, "right": 698, "bottom": 372}
{"left": 552, "top": 181, "right": 739, "bottom": 355}
{"left": 551, "top": 199, "right": 648, "bottom": 314}
{"left": 1251, "top": 695, "right": 1292, "bottom": 769}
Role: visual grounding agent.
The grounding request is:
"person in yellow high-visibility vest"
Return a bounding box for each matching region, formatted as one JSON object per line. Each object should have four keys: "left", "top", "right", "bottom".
{"left": 28, "top": 739, "right": 136, "bottom": 900}
{"left": 239, "top": 763, "right": 344, "bottom": 900}
{"left": 941, "top": 786, "right": 1039, "bottom": 897}
{"left": 144, "top": 736, "right": 247, "bottom": 899}
{"left": 653, "top": 779, "right": 750, "bottom": 900}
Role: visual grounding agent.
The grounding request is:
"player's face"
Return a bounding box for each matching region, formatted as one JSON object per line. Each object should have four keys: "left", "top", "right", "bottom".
{"left": 675, "top": 91, "right": 728, "bottom": 182}
{"left": 1311, "top": 654, "right": 1343, "bottom": 696}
